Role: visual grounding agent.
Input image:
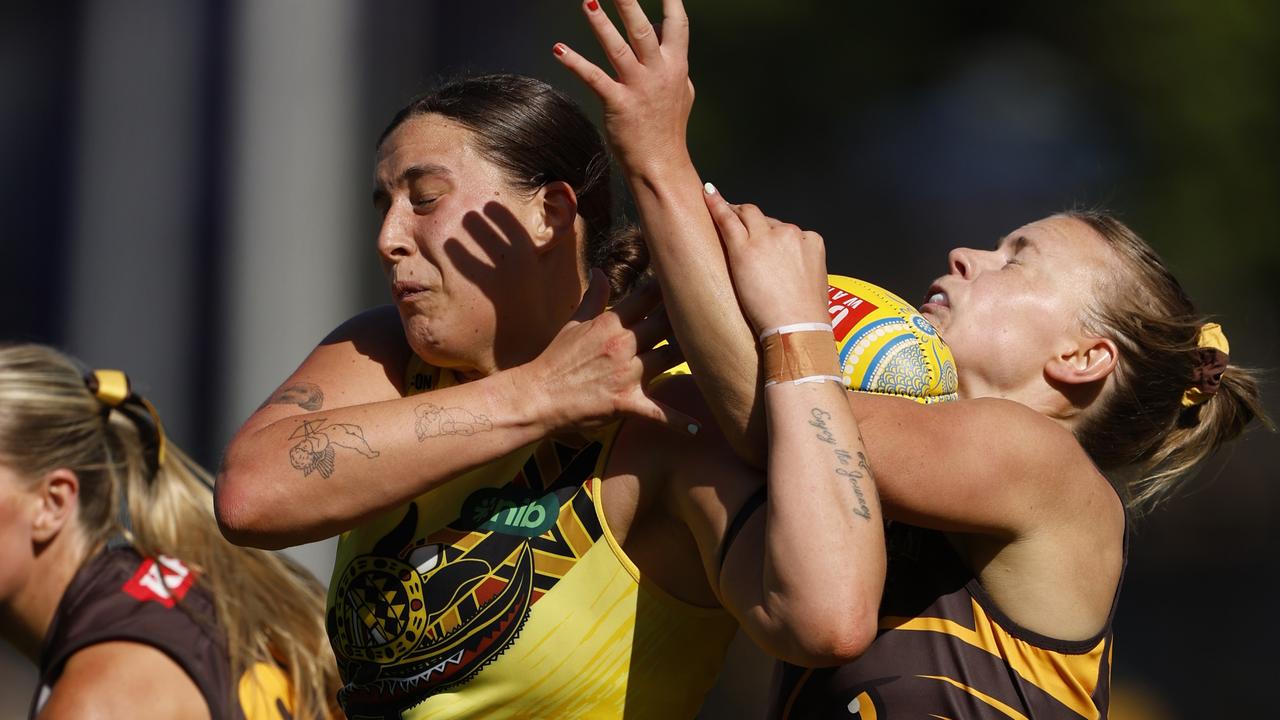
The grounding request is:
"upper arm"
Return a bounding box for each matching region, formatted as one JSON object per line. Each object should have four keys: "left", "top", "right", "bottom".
{"left": 216, "top": 305, "right": 411, "bottom": 536}
{"left": 40, "top": 642, "right": 210, "bottom": 720}
{"left": 233, "top": 305, "right": 411, "bottom": 438}
{"left": 847, "top": 393, "right": 1104, "bottom": 536}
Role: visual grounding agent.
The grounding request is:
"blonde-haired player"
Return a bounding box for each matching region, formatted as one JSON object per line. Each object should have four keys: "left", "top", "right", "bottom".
{"left": 0, "top": 344, "right": 339, "bottom": 719}
{"left": 553, "top": 0, "right": 1265, "bottom": 716}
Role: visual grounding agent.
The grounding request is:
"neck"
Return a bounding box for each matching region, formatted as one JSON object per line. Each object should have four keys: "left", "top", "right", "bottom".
{"left": 0, "top": 532, "right": 89, "bottom": 663}
{"left": 959, "top": 373, "right": 1084, "bottom": 433}
{"left": 480, "top": 250, "right": 588, "bottom": 379}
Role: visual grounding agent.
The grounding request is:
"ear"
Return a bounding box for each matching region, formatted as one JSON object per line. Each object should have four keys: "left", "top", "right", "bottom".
{"left": 1045, "top": 335, "right": 1119, "bottom": 387}
{"left": 530, "top": 181, "right": 579, "bottom": 253}
{"left": 31, "top": 468, "right": 80, "bottom": 544}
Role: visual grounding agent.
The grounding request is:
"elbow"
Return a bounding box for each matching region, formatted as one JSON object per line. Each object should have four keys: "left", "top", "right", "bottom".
{"left": 782, "top": 603, "right": 878, "bottom": 667}
{"left": 214, "top": 460, "right": 288, "bottom": 551}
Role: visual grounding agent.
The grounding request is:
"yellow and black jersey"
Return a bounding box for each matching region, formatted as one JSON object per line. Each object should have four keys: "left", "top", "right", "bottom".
{"left": 772, "top": 522, "right": 1124, "bottom": 719}
{"left": 325, "top": 357, "right": 737, "bottom": 719}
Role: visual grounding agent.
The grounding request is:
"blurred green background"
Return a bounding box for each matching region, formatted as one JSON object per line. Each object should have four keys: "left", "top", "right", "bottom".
{"left": 2, "top": 1, "right": 1275, "bottom": 717}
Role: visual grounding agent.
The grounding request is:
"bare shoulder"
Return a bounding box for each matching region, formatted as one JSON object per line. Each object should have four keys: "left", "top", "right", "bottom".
{"left": 246, "top": 305, "right": 412, "bottom": 427}
{"left": 309, "top": 303, "right": 413, "bottom": 399}
{"left": 39, "top": 641, "right": 210, "bottom": 720}
{"left": 969, "top": 398, "right": 1120, "bottom": 511}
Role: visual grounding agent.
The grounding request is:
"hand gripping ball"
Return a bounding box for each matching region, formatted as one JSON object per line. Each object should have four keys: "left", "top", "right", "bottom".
{"left": 826, "top": 275, "right": 958, "bottom": 403}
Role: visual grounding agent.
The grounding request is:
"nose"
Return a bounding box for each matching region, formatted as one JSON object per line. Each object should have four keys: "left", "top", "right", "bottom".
{"left": 948, "top": 247, "right": 976, "bottom": 279}
{"left": 376, "top": 205, "right": 415, "bottom": 264}
{"left": 948, "top": 246, "right": 1001, "bottom": 279}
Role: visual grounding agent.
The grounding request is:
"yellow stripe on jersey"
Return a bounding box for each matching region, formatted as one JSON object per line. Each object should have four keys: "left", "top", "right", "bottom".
{"left": 883, "top": 596, "right": 1106, "bottom": 719}
{"left": 919, "top": 675, "right": 1029, "bottom": 719}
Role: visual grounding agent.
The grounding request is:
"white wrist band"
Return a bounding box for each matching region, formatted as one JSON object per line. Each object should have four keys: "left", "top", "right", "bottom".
{"left": 758, "top": 322, "right": 832, "bottom": 341}
{"left": 764, "top": 374, "right": 844, "bottom": 387}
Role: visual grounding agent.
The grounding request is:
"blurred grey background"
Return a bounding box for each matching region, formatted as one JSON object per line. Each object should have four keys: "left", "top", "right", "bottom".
{"left": 2, "top": 1, "right": 1276, "bottom": 718}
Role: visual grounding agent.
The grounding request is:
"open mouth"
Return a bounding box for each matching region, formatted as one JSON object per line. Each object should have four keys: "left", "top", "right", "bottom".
{"left": 921, "top": 283, "right": 950, "bottom": 311}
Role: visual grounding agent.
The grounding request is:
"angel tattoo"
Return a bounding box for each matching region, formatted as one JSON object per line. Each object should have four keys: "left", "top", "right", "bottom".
{"left": 288, "top": 418, "right": 380, "bottom": 478}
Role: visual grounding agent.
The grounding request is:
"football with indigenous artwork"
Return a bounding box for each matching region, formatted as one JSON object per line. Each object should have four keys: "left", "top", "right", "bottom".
{"left": 827, "top": 275, "right": 958, "bottom": 404}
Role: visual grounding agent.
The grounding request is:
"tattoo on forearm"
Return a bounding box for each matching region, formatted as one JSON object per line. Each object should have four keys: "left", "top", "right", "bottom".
{"left": 262, "top": 382, "right": 325, "bottom": 411}
{"left": 836, "top": 451, "right": 874, "bottom": 521}
{"left": 288, "top": 418, "right": 379, "bottom": 478}
{"left": 811, "top": 408, "right": 874, "bottom": 521}
{"left": 414, "top": 403, "right": 493, "bottom": 441}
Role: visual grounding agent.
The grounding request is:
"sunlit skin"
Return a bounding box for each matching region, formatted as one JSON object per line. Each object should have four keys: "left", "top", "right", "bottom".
{"left": 373, "top": 115, "right": 588, "bottom": 380}
{"left": 920, "top": 215, "right": 1118, "bottom": 425}
{"left": 546, "top": 0, "right": 1129, "bottom": 652}
{"left": 0, "top": 464, "right": 84, "bottom": 663}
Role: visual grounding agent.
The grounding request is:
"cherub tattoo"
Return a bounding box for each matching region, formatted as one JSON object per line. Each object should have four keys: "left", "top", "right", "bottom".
{"left": 414, "top": 403, "right": 493, "bottom": 441}
{"left": 288, "top": 418, "right": 379, "bottom": 478}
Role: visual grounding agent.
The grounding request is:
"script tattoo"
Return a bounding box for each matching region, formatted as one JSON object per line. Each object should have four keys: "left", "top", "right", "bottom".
{"left": 262, "top": 382, "right": 325, "bottom": 411}
{"left": 288, "top": 418, "right": 379, "bottom": 478}
{"left": 414, "top": 403, "right": 493, "bottom": 441}
{"left": 811, "top": 407, "right": 874, "bottom": 521}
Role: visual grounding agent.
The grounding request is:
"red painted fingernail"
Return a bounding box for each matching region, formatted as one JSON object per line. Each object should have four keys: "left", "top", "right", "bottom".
{"left": 553, "top": 43, "right": 567, "bottom": 56}
{"left": 586, "top": 0, "right": 600, "bottom": 11}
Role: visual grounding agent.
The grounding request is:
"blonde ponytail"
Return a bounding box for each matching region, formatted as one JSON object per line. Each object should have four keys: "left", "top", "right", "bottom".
{"left": 0, "top": 344, "right": 339, "bottom": 718}
{"left": 1064, "top": 212, "right": 1271, "bottom": 512}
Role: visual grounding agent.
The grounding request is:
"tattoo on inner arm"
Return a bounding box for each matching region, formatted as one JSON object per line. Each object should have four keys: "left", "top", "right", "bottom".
{"left": 262, "top": 382, "right": 325, "bottom": 411}
{"left": 812, "top": 407, "right": 875, "bottom": 521}
{"left": 414, "top": 403, "right": 493, "bottom": 441}
{"left": 288, "top": 418, "right": 379, "bottom": 479}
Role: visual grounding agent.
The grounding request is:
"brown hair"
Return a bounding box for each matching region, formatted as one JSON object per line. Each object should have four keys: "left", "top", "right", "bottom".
{"left": 0, "top": 344, "right": 339, "bottom": 717}
{"left": 1066, "top": 211, "right": 1268, "bottom": 511}
{"left": 380, "top": 73, "right": 650, "bottom": 300}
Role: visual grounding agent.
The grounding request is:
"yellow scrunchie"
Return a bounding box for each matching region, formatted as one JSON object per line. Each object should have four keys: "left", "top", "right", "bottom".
{"left": 1180, "top": 323, "right": 1230, "bottom": 408}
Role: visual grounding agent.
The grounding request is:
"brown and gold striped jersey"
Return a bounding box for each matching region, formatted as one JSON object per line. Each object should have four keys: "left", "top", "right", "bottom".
{"left": 772, "top": 521, "right": 1124, "bottom": 719}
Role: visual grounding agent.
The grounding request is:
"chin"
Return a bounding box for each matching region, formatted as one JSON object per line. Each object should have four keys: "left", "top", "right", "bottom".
{"left": 401, "top": 317, "right": 486, "bottom": 375}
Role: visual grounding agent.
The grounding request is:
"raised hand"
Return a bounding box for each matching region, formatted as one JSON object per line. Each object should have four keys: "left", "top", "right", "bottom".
{"left": 703, "top": 185, "right": 831, "bottom": 334}
{"left": 522, "top": 269, "right": 699, "bottom": 436}
{"left": 553, "top": 0, "right": 694, "bottom": 173}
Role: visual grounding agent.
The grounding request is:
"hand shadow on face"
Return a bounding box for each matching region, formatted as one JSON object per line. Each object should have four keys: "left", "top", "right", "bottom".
{"left": 443, "top": 200, "right": 547, "bottom": 370}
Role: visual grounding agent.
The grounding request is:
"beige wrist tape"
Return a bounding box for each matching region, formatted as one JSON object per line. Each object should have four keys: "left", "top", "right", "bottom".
{"left": 761, "top": 329, "right": 841, "bottom": 386}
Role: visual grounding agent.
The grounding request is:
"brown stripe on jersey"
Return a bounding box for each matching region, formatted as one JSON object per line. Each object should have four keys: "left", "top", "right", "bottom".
{"left": 777, "top": 625, "right": 1100, "bottom": 719}
{"left": 771, "top": 523, "right": 1119, "bottom": 719}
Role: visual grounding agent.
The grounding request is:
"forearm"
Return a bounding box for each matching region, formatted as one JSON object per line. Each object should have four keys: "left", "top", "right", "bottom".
{"left": 751, "top": 380, "right": 884, "bottom": 662}
{"left": 623, "top": 156, "right": 765, "bottom": 465}
{"left": 217, "top": 368, "right": 546, "bottom": 549}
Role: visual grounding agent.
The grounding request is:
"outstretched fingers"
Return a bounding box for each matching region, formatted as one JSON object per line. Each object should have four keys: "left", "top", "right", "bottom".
{"left": 553, "top": 42, "right": 620, "bottom": 103}
{"left": 610, "top": 0, "right": 662, "bottom": 63}
{"left": 660, "top": 0, "right": 690, "bottom": 54}
{"left": 580, "top": 0, "right": 641, "bottom": 76}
